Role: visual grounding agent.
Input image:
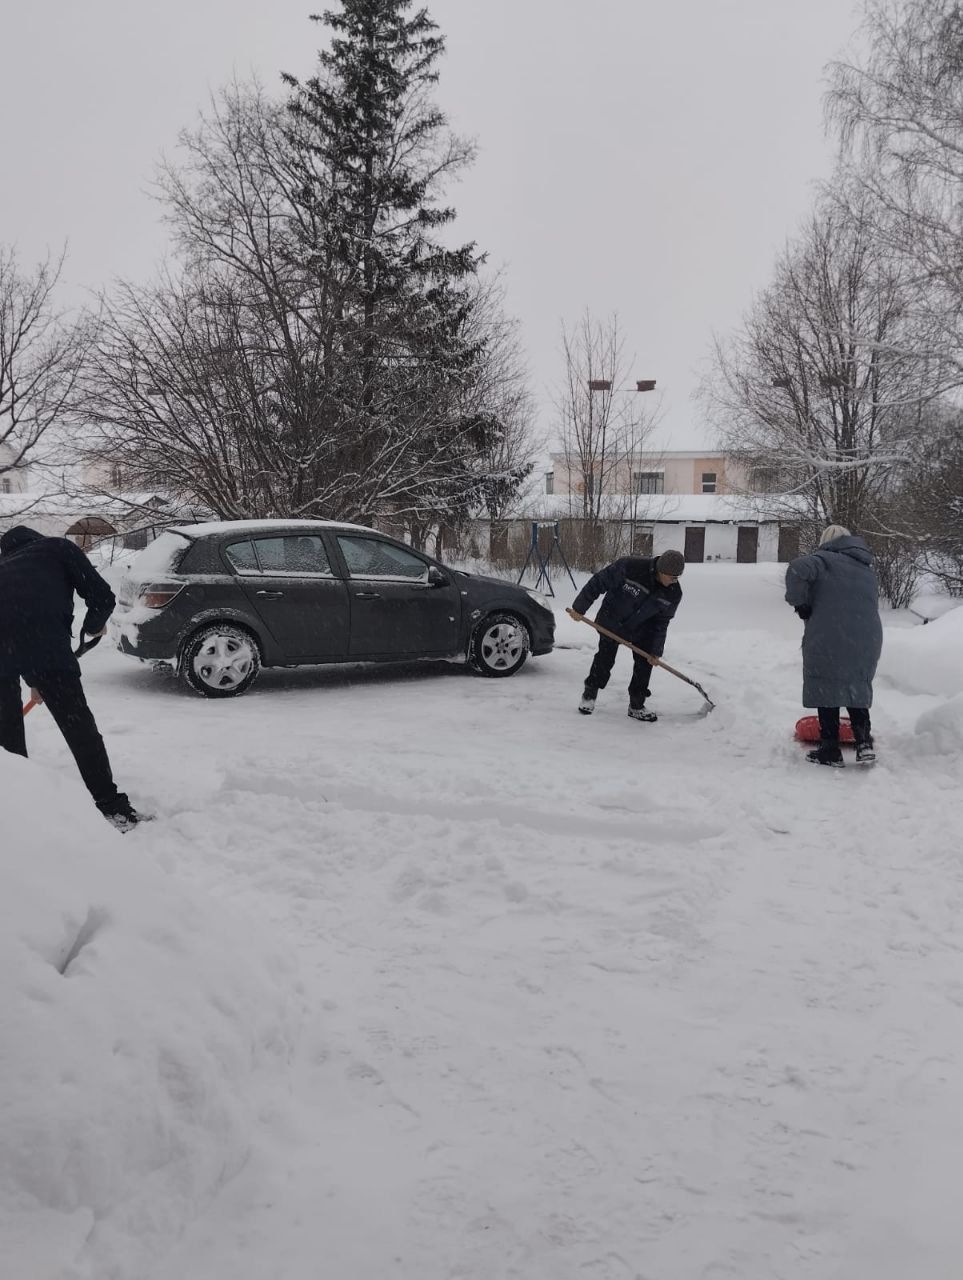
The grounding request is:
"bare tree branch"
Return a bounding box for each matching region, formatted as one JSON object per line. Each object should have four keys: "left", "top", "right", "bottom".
{"left": 0, "top": 247, "right": 90, "bottom": 496}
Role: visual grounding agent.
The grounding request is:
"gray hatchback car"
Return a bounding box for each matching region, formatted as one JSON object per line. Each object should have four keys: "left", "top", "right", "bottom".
{"left": 111, "top": 519, "right": 556, "bottom": 697}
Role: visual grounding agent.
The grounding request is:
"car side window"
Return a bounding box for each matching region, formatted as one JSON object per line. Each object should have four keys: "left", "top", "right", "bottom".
{"left": 225, "top": 540, "right": 259, "bottom": 574}
{"left": 253, "top": 536, "right": 335, "bottom": 576}
{"left": 337, "top": 535, "right": 428, "bottom": 580}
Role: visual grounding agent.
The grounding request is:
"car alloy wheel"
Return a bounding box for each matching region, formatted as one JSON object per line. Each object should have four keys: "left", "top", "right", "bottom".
{"left": 470, "top": 612, "right": 530, "bottom": 677}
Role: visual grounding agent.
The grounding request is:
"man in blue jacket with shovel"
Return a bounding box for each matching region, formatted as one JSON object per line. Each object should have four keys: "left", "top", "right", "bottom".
{"left": 567, "top": 549, "right": 685, "bottom": 721}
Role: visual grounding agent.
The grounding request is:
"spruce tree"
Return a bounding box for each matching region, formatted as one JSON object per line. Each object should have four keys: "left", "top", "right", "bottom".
{"left": 282, "top": 1, "right": 486, "bottom": 524}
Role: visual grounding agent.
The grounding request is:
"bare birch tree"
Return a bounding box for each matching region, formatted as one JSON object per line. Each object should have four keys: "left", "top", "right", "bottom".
{"left": 1, "top": 248, "right": 89, "bottom": 498}
{"left": 554, "top": 311, "right": 659, "bottom": 522}
{"left": 822, "top": 0, "right": 963, "bottom": 594}
{"left": 829, "top": 0, "right": 963, "bottom": 383}
{"left": 901, "top": 406, "right": 963, "bottom": 592}
{"left": 704, "top": 194, "right": 941, "bottom": 538}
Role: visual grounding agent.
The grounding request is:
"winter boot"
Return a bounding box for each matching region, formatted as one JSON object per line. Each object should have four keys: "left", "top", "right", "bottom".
{"left": 97, "top": 793, "right": 147, "bottom": 832}
{"left": 579, "top": 684, "right": 597, "bottom": 715}
{"left": 806, "top": 741, "right": 844, "bottom": 768}
{"left": 627, "top": 703, "right": 658, "bottom": 723}
{"left": 854, "top": 741, "right": 877, "bottom": 766}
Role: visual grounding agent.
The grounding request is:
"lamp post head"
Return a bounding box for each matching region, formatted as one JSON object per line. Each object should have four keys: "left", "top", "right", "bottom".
{"left": 587, "top": 379, "right": 612, "bottom": 392}
{"left": 636, "top": 379, "right": 656, "bottom": 392}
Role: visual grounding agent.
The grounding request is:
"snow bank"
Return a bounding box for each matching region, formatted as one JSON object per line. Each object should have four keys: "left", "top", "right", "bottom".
{"left": 0, "top": 755, "right": 298, "bottom": 1280}
{"left": 914, "top": 693, "right": 963, "bottom": 757}
{"left": 878, "top": 605, "right": 963, "bottom": 698}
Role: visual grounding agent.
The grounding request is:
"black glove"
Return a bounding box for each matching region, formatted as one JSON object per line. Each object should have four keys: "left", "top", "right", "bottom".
{"left": 795, "top": 605, "right": 812, "bottom": 621}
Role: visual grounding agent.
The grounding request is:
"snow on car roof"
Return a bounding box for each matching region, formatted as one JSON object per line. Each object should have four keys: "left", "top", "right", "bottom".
{"left": 169, "top": 518, "right": 371, "bottom": 538}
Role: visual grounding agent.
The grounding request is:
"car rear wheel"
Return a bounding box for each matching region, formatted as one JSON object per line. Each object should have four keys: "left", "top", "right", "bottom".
{"left": 468, "top": 612, "right": 530, "bottom": 677}
{"left": 182, "top": 624, "right": 261, "bottom": 698}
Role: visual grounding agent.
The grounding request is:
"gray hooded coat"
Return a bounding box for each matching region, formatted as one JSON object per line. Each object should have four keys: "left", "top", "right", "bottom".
{"left": 784, "top": 535, "right": 883, "bottom": 708}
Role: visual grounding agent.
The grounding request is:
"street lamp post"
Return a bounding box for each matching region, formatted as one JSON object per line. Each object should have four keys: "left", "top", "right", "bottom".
{"left": 584, "top": 376, "right": 657, "bottom": 514}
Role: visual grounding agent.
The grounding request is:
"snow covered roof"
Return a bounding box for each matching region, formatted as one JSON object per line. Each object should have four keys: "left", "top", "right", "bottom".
{"left": 549, "top": 449, "right": 727, "bottom": 463}
{"left": 523, "top": 493, "right": 806, "bottom": 523}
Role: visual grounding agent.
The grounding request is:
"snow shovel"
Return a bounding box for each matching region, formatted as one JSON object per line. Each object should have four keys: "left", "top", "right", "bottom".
{"left": 565, "top": 610, "right": 716, "bottom": 712}
{"left": 21, "top": 634, "right": 103, "bottom": 717}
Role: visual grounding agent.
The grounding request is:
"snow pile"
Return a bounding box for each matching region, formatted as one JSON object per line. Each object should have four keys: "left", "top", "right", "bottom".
{"left": 888, "top": 605, "right": 963, "bottom": 753}
{"left": 0, "top": 754, "right": 298, "bottom": 1280}
{"left": 7, "top": 559, "right": 961, "bottom": 1278}
{"left": 878, "top": 604, "right": 963, "bottom": 698}
{"left": 914, "top": 693, "right": 963, "bottom": 757}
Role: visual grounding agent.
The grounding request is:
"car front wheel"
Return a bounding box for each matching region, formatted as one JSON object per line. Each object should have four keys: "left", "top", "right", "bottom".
{"left": 468, "top": 612, "right": 530, "bottom": 677}
{"left": 182, "top": 623, "right": 261, "bottom": 698}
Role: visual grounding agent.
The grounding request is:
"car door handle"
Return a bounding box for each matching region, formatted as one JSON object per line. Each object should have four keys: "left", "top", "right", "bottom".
{"left": 354, "top": 591, "right": 381, "bottom": 600}
{"left": 255, "top": 590, "right": 285, "bottom": 599}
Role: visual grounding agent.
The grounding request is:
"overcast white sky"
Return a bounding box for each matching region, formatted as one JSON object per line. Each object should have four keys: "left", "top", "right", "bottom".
{"left": 2, "top": 0, "right": 862, "bottom": 451}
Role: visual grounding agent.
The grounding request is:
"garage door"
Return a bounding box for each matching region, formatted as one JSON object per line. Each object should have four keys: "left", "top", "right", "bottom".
{"left": 737, "top": 526, "right": 759, "bottom": 563}
{"left": 684, "top": 527, "right": 705, "bottom": 563}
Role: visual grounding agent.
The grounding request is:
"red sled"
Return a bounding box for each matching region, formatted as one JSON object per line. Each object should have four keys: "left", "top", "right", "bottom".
{"left": 794, "top": 715, "right": 855, "bottom": 745}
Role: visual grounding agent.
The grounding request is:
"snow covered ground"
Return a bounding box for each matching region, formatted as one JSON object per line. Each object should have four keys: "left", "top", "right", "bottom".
{"left": 4, "top": 563, "right": 963, "bottom": 1279}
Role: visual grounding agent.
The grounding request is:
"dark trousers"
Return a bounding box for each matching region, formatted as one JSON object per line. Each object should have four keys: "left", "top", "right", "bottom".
{"left": 818, "top": 706, "right": 872, "bottom": 747}
{"left": 586, "top": 636, "right": 653, "bottom": 706}
{"left": 0, "top": 669, "right": 121, "bottom": 809}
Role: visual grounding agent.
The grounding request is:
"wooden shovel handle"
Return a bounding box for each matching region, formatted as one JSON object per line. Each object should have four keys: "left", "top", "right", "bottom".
{"left": 566, "top": 609, "right": 715, "bottom": 707}
{"left": 21, "top": 633, "right": 103, "bottom": 716}
{"left": 566, "top": 609, "right": 662, "bottom": 667}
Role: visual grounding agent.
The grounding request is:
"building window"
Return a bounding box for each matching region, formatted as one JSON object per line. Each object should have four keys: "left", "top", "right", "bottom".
{"left": 0, "top": 476, "right": 11, "bottom": 494}
{"left": 634, "top": 471, "right": 664, "bottom": 495}
{"left": 545, "top": 471, "right": 554, "bottom": 495}
{"left": 701, "top": 471, "right": 717, "bottom": 494}
{"left": 110, "top": 464, "right": 124, "bottom": 489}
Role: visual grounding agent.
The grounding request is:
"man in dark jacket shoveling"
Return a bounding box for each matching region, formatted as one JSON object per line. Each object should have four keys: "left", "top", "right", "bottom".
{"left": 0, "top": 525, "right": 144, "bottom": 827}
{"left": 567, "top": 549, "right": 685, "bottom": 721}
{"left": 785, "top": 525, "right": 883, "bottom": 767}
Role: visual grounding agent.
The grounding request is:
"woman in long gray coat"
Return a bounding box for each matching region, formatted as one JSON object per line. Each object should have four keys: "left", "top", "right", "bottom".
{"left": 785, "top": 525, "right": 883, "bottom": 767}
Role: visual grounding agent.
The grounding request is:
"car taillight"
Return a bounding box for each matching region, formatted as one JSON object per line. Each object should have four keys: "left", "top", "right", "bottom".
{"left": 138, "top": 582, "right": 184, "bottom": 609}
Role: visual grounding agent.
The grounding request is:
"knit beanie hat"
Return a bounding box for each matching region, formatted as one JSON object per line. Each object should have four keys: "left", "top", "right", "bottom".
{"left": 657, "top": 549, "right": 685, "bottom": 577}
{"left": 818, "top": 524, "right": 851, "bottom": 547}
{"left": 0, "top": 525, "right": 44, "bottom": 554}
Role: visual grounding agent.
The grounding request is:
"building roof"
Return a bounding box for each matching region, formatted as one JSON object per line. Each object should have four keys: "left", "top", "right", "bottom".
{"left": 547, "top": 449, "right": 727, "bottom": 464}
{"left": 522, "top": 493, "right": 805, "bottom": 523}
{"left": 0, "top": 489, "right": 176, "bottom": 514}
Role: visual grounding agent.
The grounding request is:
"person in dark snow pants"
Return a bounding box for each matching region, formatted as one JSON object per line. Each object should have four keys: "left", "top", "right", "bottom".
{"left": 567, "top": 549, "right": 685, "bottom": 722}
{"left": 785, "top": 524, "right": 883, "bottom": 767}
{"left": 0, "top": 525, "right": 144, "bottom": 827}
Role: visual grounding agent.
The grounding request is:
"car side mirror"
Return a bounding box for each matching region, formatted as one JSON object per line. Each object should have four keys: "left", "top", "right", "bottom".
{"left": 427, "top": 566, "right": 449, "bottom": 588}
